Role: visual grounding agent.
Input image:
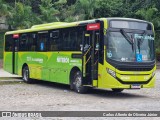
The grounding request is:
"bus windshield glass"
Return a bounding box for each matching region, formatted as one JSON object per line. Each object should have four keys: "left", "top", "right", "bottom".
{"left": 106, "top": 31, "right": 155, "bottom": 62}
{"left": 110, "top": 20, "right": 152, "bottom": 30}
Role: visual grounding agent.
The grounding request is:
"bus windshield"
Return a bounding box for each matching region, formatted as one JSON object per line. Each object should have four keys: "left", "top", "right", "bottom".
{"left": 106, "top": 31, "right": 155, "bottom": 62}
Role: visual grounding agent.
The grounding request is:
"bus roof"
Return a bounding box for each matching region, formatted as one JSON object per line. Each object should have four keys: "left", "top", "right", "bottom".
{"left": 5, "top": 18, "right": 102, "bottom": 35}
{"left": 107, "top": 17, "right": 151, "bottom": 23}
{"left": 5, "top": 18, "right": 151, "bottom": 35}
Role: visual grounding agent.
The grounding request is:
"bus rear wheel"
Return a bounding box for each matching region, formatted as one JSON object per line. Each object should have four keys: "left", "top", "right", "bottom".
{"left": 112, "top": 88, "right": 124, "bottom": 92}
{"left": 73, "top": 71, "right": 88, "bottom": 94}
{"left": 22, "top": 66, "right": 33, "bottom": 84}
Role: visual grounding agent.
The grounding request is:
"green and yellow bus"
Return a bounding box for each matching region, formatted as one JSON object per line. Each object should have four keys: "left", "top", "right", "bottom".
{"left": 3, "top": 18, "right": 156, "bottom": 93}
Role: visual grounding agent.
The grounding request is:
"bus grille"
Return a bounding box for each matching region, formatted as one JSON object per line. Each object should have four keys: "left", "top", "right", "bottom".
{"left": 116, "top": 67, "right": 152, "bottom": 71}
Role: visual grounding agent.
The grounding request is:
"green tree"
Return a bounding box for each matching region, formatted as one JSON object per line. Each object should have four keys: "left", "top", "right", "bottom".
{"left": 7, "top": 2, "right": 34, "bottom": 29}
{"left": 75, "top": 0, "right": 98, "bottom": 20}
{"left": 0, "top": 0, "right": 9, "bottom": 17}
{"left": 53, "top": 0, "right": 84, "bottom": 22}
{"left": 39, "top": 0, "right": 59, "bottom": 23}
{"left": 67, "top": 0, "right": 76, "bottom": 6}
{"left": 31, "top": 0, "right": 41, "bottom": 14}
{"left": 95, "top": 0, "right": 125, "bottom": 18}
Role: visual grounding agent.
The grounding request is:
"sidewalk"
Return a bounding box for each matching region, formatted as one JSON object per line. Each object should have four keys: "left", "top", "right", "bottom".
{"left": 0, "top": 69, "right": 20, "bottom": 78}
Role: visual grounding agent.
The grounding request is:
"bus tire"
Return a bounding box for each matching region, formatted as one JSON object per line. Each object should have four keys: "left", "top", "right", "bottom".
{"left": 112, "top": 88, "right": 124, "bottom": 92}
{"left": 73, "top": 71, "right": 88, "bottom": 94}
{"left": 22, "top": 66, "right": 33, "bottom": 84}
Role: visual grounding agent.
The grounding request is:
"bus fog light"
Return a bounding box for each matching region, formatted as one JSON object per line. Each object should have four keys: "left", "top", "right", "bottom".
{"left": 152, "top": 71, "right": 156, "bottom": 77}
{"left": 107, "top": 68, "right": 116, "bottom": 78}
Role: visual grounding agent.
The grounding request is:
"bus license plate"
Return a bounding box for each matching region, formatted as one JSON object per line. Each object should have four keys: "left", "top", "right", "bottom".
{"left": 131, "top": 84, "right": 141, "bottom": 89}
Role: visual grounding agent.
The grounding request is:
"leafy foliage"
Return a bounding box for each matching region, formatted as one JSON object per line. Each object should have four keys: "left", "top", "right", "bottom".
{"left": 1, "top": 0, "right": 160, "bottom": 30}
{"left": 39, "top": 0, "right": 59, "bottom": 23}
{"left": 0, "top": 0, "right": 9, "bottom": 17}
{"left": 95, "top": 0, "right": 125, "bottom": 18}
{"left": 75, "top": 0, "right": 98, "bottom": 20}
{"left": 6, "top": 2, "right": 34, "bottom": 29}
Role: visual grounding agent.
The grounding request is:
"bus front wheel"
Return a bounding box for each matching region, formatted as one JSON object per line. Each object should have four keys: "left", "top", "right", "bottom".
{"left": 112, "top": 88, "right": 124, "bottom": 92}
{"left": 22, "top": 66, "right": 33, "bottom": 84}
{"left": 73, "top": 71, "right": 88, "bottom": 94}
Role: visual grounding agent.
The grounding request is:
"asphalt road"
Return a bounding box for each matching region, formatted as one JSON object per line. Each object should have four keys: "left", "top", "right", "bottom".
{"left": 0, "top": 69, "right": 160, "bottom": 120}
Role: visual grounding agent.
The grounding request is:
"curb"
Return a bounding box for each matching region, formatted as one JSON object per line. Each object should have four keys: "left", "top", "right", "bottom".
{"left": 0, "top": 79, "right": 23, "bottom": 82}
{"left": 0, "top": 78, "right": 23, "bottom": 85}
{"left": 0, "top": 77, "right": 21, "bottom": 80}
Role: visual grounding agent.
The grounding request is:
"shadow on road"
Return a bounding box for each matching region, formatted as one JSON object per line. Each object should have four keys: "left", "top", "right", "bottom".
{"left": 31, "top": 80, "right": 148, "bottom": 99}
{"left": 87, "top": 89, "right": 148, "bottom": 99}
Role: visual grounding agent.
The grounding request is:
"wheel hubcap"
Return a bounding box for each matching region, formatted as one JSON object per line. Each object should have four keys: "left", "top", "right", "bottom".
{"left": 23, "top": 69, "right": 28, "bottom": 81}
{"left": 75, "top": 76, "right": 81, "bottom": 89}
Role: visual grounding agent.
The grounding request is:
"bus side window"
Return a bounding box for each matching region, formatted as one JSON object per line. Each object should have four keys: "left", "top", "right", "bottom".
{"left": 37, "top": 33, "right": 48, "bottom": 51}
{"left": 62, "top": 29, "right": 69, "bottom": 51}
{"left": 19, "top": 34, "right": 28, "bottom": 51}
{"left": 77, "top": 28, "right": 83, "bottom": 51}
{"left": 70, "top": 30, "right": 77, "bottom": 51}
{"left": 62, "top": 27, "right": 80, "bottom": 51}
{"left": 5, "top": 35, "right": 13, "bottom": 51}
{"left": 28, "top": 33, "right": 36, "bottom": 51}
{"left": 49, "top": 30, "right": 59, "bottom": 51}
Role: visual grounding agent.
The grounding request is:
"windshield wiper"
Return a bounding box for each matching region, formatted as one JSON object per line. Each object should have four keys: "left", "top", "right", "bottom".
{"left": 136, "top": 31, "right": 146, "bottom": 53}
{"left": 120, "top": 29, "right": 133, "bottom": 45}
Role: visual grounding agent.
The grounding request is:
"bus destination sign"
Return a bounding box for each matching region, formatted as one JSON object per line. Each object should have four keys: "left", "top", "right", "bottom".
{"left": 87, "top": 23, "right": 100, "bottom": 31}
{"left": 13, "top": 34, "right": 19, "bottom": 38}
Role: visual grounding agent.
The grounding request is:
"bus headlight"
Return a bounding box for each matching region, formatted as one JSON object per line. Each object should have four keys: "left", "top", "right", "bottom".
{"left": 107, "top": 68, "right": 116, "bottom": 78}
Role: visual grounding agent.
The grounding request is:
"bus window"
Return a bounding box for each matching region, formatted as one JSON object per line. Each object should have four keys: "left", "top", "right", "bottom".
{"left": 27, "top": 33, "right": 37, "bottom": 51}
{"left": 5, "top": 35, "right": 13, "bottom": 51}
{"left": 49, "top": 30, "right": 59, "bottom": 51}
{"left": 77, "top": 30, "right": 83, "bottom": 51}
{"left": 62, "top": 27, "right": 82, "bottom": 51}
{"left": 52, "top": 30, "right": 59, "bottom": 38}
{"left": 19, "top": 34, "right": 28, "bottom": 51}
{"left": 70, "top": 30, "right": 77, "bottom": 51}
{"left": 62, "top": 29, "right": 69, "bottom": 51}
{"left": 37, "top": 33, "right": 48, "bottom": 51}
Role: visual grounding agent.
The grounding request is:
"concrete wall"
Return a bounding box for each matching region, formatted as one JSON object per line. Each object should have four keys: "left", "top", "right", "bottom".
{"left": 0, "top": 17, "right": 8, "bottom": 30}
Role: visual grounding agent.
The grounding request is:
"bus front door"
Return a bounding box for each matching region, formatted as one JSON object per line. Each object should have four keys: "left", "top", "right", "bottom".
{"left": 82, "top": 30, "right": 100, "bottom": 86}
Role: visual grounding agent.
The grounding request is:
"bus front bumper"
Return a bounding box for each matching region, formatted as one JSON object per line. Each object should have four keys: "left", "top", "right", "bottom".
{"left": 98, "top": 72, "right": 156, "bottom": 89}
